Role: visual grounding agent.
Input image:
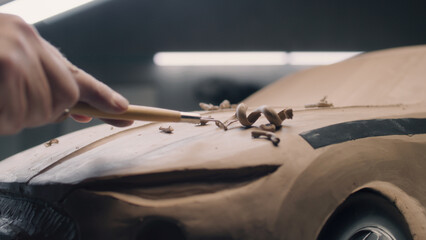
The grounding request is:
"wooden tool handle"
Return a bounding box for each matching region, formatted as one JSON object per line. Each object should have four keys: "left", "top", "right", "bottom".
{"left": 69, "top": 102, "right": 182, "bottom": 122}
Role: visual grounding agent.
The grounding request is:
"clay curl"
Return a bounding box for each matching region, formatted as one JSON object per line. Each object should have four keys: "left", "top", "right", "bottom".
{"left": 235, "top": 103, "right": 293, "bottom": 128}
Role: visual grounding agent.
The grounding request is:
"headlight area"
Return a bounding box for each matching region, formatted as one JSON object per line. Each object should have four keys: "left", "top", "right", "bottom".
{"left": 136, "top": 216, "right": 186, "bottom": 240}
{"left": 81, "top": 164, "right": 280, "bottom": 200}
{"left": 60, "top": 165, "right": 281, "bottom": 239}
{"left": 0, "top": 194, "right": 78, "bottom": 239}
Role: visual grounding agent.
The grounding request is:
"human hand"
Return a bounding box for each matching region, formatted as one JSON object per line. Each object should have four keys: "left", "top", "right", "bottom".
{"left": 0, "top": 13, "right": 133, "bottom": 135}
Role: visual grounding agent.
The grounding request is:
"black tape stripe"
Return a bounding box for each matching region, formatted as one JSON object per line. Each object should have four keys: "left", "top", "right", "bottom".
{"left": 300, "top": 118, "right": 426, "bottom": 149}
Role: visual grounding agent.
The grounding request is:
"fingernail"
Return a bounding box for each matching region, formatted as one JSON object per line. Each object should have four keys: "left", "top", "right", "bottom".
{"left": 113, "top": 92, "right": 129, "bottom": 111}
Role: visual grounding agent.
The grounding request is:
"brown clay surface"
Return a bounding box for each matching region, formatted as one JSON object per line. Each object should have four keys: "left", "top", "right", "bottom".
{"left": 0, "top": 45, "right": 426, "bottom": 239}
{"left": 245, "top": 45, "right": 426, "bottom": 107}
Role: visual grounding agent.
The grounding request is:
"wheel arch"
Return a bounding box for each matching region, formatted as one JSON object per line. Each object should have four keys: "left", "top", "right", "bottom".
{"left": 274, "top": 136, "right": 426, "bottom": 240}
{"left": 316, "top": 181, "right": 426, "bottom": 240}
{"left": 348, "top": 181, "right": 426, "bottom": 240}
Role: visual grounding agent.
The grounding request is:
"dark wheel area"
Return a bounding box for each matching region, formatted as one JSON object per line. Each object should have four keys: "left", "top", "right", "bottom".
{"left": 136, "top": 217, "right": 186, "bottom": 240}
{"left": 318, "top": 190, "right": 412, "bottom": 240}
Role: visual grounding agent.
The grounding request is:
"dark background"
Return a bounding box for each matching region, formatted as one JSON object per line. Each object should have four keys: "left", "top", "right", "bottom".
{"left": 37, "top": 0, "right": 426, "bottom": 63}
{"left": 1, "top": 0, "right": 426, "bottom": 159}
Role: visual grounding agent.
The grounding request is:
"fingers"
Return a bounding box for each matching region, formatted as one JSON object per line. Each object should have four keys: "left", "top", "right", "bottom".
{"left": 70, "top": 114, "right": 134, "bottom": 127}
{"left": 72, "top": 70, "right": 134, "bottom": 127}
{"left": 70, "top": 114, "right": 92, "bottom": 123}
{"left": 41, "top": 40, "right": 129, "bottom": 113}
{"left": 21, "top": 47, "right": 55, "bottom": 127}
{"left": 0, "top": 31, "right": 40, "bottom": 133}
{"left": 54, "top": 112, "right": 71, "bottom": 123}
{"left": 69, "top": 114, "right": 134, "bottom": 127}
{"left": 0, "top": 67, "right": 26, "bottom": 134}
{"left": 0, "top": 14, "right": 77, "bottom": 130}
{"left": 39, "top": 39, "right": 79, "bottom": 119}
{"left": 73, "top": 69, "right": 129, "bottom": 113}
{"left": 100, "top": 118, "right": 134, "bottom": 127}
{"left": 41, "top": 39, "right": 132, "bottom": 128}
{"left": 0, "top": 14, "right": 133, "bottom": 135}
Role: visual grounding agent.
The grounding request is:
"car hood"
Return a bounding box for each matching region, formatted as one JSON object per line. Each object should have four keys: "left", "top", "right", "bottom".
{"left": 0, "top": 108, "right": 298, "bottom": 185}
{"left": 1, "top": 103, "right": 424, "bottom": 186}
{"left": 1, "top": 45, "right": 426, "bottom": 186}
{"left": 245, "top": 45, "right": 426, "bottom": 107}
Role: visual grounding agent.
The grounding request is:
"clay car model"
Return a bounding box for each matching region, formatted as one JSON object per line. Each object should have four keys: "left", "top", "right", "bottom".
{"left": 0, "top": 45, "right": 425, "bottom": 240}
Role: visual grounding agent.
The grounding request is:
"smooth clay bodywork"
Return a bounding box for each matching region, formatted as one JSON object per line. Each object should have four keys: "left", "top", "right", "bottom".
{"left": 0, "top": 45, "right": 426, "bottom": 240}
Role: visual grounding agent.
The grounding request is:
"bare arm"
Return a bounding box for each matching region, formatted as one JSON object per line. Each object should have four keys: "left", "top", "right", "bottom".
{"left": 0, "top": 13, "right": 133, "bottom": 135}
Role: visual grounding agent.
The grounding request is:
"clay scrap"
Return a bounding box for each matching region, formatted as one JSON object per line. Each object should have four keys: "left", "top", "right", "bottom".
{"left": 199, "top": 118, "right": 210, "bottom": 126}
{"left": 159, "top": 126, "right": 174, "bottom": 134}
{"left": 305, "top": 96, "right": 334, "bottom": 108}
{"left": 199, "top": 116, "right": 228, "bottom": 130}
{"left": 252, "top": 131, "right": 280, "bottom": 146}
{"left": 214, "top": 120, "right": 228, "bottom": 130}
{"left": 44, "top": 138, "right": 59, "bottom": 147}
{"left": 259, "top": 124, "right": 277, "bottom": 132}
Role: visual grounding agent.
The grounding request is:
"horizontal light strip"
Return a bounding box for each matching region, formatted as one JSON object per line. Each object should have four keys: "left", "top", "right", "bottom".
{"left": 0, "top": 0, "right": 96, "bottom": 24}
{"left": 289, "top": 51, "right": 362, "bottom": 65}
{"left": 154, "top": 52, "right": 288, "bottom": 66}
{"left": 154, "top": 51, "right": 362, "bottom": 66}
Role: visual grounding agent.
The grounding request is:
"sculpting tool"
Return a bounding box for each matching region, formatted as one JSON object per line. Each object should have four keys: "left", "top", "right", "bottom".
{"left": 69, "top": 102, "right": 219, "bottom": 125}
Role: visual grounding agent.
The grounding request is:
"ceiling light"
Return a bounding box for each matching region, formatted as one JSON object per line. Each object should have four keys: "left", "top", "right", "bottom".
{"left": 289, "top": 51, "right": 362, "bottom": 65}
{"left": 0, "top": 0, "right": 97, "bottom": 24}
{"left": 153, "top": 52, "right": 288, "bottom": 66}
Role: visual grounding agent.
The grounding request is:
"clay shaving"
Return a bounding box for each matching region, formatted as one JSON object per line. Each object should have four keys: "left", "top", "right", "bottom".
{"left": 259, "top": 124, "right": 276, "bottom": 132}
{"left": 214, "top": 120, "right": 228, "bottom": 130}
{"left": 199, "top": 116, "right": 211, "bottom": 126}
{"left": 305, "top": 96, "right": 334, "bottom": 108}
{"left": 159, "top": 126, "right": 174, "bottom": 134}
{"left": 198, "top": 102, "right": 292, "bottom": 145}
{"left": 219, "top": 100, "right": 231, "bottom": 109}
{"left": 252, "top": 131, "right": 280, "bottom": 146}
{"left": 199, "top": 117, "right": 228, "bottom": 130}
{"left": 205, "top": 102, "right": 292, "bottom": 129}
{"left": 44, "top": 138, "right": 59, "bottom": 147}
{"left": 230, "top": 103, "right": 293, "bottom": 145}
{"left": 199, "top": 103, "right": 219, "bottom": 111}
{"left": 234, "top": 103, "right": 293, "bottom": 128}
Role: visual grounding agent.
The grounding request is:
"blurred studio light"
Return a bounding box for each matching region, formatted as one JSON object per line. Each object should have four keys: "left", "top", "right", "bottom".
{"left": 154, "top": 52, "right": 288, "bottom": 66}
{"left": 0, "top": 0, "right": 97, "bottom": 24}
{"left": 154, "top": 51, "right": 362, "bottom": 66}
{"left": 289, "top": 51, "right": 362, "bottom": 65}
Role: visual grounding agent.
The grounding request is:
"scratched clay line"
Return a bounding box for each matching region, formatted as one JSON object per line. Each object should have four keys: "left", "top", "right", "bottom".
{"left": 30, "top": 104, "right": 292, "bottom": 183}
{"left": 26, "top": 123, "right": 157, "bottom": 184}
